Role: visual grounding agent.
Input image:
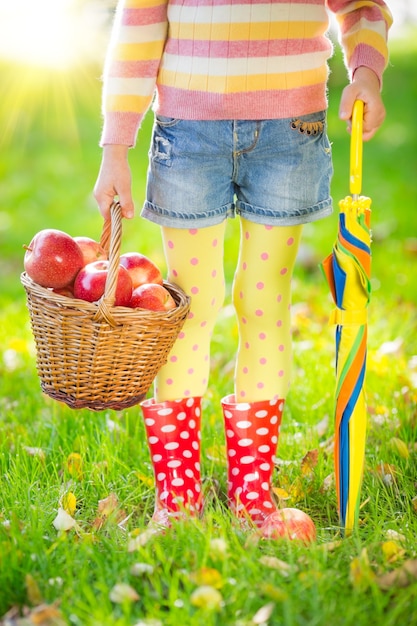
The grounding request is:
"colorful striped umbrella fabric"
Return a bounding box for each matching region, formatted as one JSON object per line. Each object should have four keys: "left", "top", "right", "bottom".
{"left": 321, "top": 100, "right": 372, "bottom": 533}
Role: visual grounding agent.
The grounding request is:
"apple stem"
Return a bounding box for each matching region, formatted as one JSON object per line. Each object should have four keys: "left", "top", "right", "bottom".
{"left": 23, "top": 245, "right": 32, "bottom": 251}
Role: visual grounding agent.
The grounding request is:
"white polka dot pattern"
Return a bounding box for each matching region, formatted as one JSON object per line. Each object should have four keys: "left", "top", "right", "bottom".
{"left": 221, "top": 393, "right": 284, "bottom": 526}
{"left": 141, "top": 396, "right": 203, "bottom": 525}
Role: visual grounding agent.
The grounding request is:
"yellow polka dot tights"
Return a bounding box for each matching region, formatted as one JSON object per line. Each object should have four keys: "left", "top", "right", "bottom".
{"left": 155, "top": 220, "right": 302, "bottom": 403}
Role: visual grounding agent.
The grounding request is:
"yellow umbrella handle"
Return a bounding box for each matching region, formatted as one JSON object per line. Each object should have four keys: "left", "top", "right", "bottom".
{"left": 350, "top": 100, "right": 364, "bottom": 197}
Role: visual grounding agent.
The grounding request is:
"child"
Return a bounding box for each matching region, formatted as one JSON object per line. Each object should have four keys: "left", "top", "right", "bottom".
{"left": 94, "top": 0, "right": 392, "bottom": 533}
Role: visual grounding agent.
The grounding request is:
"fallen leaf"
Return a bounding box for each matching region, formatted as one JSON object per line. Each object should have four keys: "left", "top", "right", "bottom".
{"left": 349, "top": 548, "right": 375, "bottom": 591}
{"left": 136, "top": 472, "right": 154, "bottom": 488}
{"left": 190, "top": 585, "right": 223, "bottom": 611}
{"left": 109, "top": 583, "right": 140, "bottom": 604}
{"left": 93, "top": 493, "right": 127, "bottom": 530}
{"left": 320, "top": 539, "right": 343, "bottom": 552}
{"left": 29, "top": 603, "right": 67, "bottom": 626}
{"left": 252, "top": 602, "right": 275, "bottom": 624}
{"left": 381, "top": 540, "right": 406, "bottom": 564}
{"left": 25, "top": 573, "right": 43, "bottom": 606}
{"left": 301, "top": 449, "right": 319, "bottom": 477}
{"left": 66, "top": 453, "right": 83, "bottom": 480}
{"left": 385, "top": 529, "right": 406, "bottom": 543}
{"left": 23, "top": 447, "right": 46, "bottom": 462}
{"left": 60, "top": 492, "right": 76, "bottom": 517}
{"left": 0, "top": 602, "right": 66, "bottom": 626}
{"left": 257, "top": 583, "right": 288, "bottom": 603}
{"left": 52, "top": 507, "right": 77, "bottom": 532}
{"left": 130, "top": 563, "right": 154, "bottom": 576}
{"left": 98, "top": 492, "right": 119, "bottom": 517}
{"left": 288, "top": 476, "right": 307, "bottom": 500}
{"left": 259, "top": 556, "right": 295, "bottom": 577}
{"left": 208, "top": 538, "right": 228, "bottom": 559}
{"left": 320, "top": 473, "right": 334, "bottom": 492}
{"left": 0, "top": 606, "right": 23, "bottom": 624}
{"left": 190, "top": 568, "right": 223, "bottom": 589}
{"left": 271, "top": 487, "right": 291, "bottom": 501}
{"left": 376, "top": 559, "right": 417, "bottom": 590}
{"left": 389, "top": 437, "right": 410, "bottom": 460}
{"left": 128, "top": 528, "right": 159, "bottom": 551}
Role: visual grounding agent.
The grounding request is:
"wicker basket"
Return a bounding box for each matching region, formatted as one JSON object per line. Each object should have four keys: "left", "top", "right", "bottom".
{"left": 20, "top": 203, "right": 191, "bottom": 411}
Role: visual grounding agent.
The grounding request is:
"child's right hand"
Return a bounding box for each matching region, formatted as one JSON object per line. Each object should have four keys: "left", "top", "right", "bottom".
{"left": 94, "top": 145, "right": 135, "bottom": 220}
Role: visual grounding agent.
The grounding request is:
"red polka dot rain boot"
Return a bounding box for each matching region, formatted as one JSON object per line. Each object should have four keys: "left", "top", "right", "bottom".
{"left": 141, "top": 396, "right": 203, "bottom": 528}
{"left": 221, "top": 394, "right": 285, "bottom": 532}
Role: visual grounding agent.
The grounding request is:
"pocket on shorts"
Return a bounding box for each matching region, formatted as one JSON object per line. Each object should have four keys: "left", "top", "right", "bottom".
{"left": 155, "top": 115, "right": 181, "bottom": 127}
{"left": 290, "top": 111, "right": 325, "bottom": 136}
{"left": 290, "top": 111, "right": 332, "bottom": 157}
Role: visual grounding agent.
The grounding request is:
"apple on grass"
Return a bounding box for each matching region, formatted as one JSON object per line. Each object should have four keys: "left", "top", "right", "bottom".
{"left": 119, "top": 252, "right": 163, "bottom": 288}
{"left": 130, "top": 283, "right": 176, "bottom": 311}
{"left": 260, "top": 508, "right": 316, "bottom": 543}
{"left": 24, "top": 229, "right": 84, "bottom": 289}
{"left": 73, "top": 236, "right": 107, "bottom": 266}
{"left": 74, "top": 261, "right": 132, "bottom": 307}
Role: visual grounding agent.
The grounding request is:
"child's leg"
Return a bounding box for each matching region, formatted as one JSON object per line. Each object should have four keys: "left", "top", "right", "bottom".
{"left": 232, "top": 219, "right": 303, "bottom": 402}
{"left": 221, "top": 220, "right": 302, "bottom": 531}
{"left": 155, "top": 223, "right": 227, "bottom": 402}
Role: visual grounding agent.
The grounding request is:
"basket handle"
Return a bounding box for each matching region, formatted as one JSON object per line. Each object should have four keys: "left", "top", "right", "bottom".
{"left": 350, "top": 99, "right": 364, "bottom": 197}
{"left": 94, "top": 202, "right": 123, "bottom": 325}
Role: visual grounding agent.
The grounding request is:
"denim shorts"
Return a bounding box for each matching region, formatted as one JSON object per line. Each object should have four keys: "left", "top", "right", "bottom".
{"left": 142, "top": 113, "right": 333, "bottom": 228}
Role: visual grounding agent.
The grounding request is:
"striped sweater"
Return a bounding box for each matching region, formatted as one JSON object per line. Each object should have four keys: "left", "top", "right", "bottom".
{"left": 101, "top": 0, "right": 392, "bottom": 146}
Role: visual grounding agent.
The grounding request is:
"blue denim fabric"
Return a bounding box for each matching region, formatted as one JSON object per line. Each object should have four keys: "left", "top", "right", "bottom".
{"left": 142, "top": 113, "right": 333, "bottom": 228}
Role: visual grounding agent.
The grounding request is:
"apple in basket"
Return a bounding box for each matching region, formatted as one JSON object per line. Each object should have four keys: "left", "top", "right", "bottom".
{"left": 260, "top": 508, "right": 316, "bottom": 544}
{"left": 73, "top": 236, "right": 107, "bottom": 266}
{"left": 119, "top": 252, "right": 163, "bottom": 288}
{"left": 74, "top": 260, "right": 132, "bottom": 307}
{"left": 52, "top": 286, "right": 74, "bottom": 298}
{"left": 23, "top": 228, "right": 84, "bottom": 289}
{"left": 130, "top": 283, "right": 176, "bottom": 311}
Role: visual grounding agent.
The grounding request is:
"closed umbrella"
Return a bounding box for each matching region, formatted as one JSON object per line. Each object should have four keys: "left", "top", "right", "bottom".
{"left": 321, "top": 100, "right": 372, "bottom": 533}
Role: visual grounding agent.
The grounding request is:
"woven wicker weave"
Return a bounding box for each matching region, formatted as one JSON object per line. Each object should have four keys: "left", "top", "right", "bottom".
{"left": 20, "top": 203, "right": 191, "bottom": 411}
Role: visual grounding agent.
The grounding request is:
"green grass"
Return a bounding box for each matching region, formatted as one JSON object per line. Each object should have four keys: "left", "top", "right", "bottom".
{"left": 1, "top": 29, "right": 417, "bottom": 626}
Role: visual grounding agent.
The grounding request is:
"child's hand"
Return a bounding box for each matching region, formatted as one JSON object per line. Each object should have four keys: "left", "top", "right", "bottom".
{"left": 339, "top": 67, "right": 386, "bottom": 141}
{"left": 94, "top": 145, "right": 135, "bottom": 220}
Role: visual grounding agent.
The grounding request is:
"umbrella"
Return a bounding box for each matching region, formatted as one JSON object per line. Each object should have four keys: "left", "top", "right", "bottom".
{"left": 321, "top": 100, "right": 372, "bottom": 533}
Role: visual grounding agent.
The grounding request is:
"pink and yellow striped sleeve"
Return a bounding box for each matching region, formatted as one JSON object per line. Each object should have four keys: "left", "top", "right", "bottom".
{"left": 101, "top": 0, "right": 168, "bottom": 146}
{"left": 328, "top": 0, "right": 393, "bottom": 85}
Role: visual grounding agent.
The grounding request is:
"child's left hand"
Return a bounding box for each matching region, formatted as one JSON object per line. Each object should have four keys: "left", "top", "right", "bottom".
{"left": 339, "top": 66, "right": 386, "bottom": 141}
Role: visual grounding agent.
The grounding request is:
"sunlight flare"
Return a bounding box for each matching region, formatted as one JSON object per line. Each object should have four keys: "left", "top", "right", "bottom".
{"left": 0, "top": 0, "right": 113, "bottom": 144}
{"left": 0, "top": 0, "right": 111, "bottom": 69}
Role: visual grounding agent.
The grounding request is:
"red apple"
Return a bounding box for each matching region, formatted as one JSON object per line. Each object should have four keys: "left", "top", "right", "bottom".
{"left": 73, "top": 260, "right": 132, "bottom": 307}
{"left": 23, "top": 229, "right": 84, "bottom": 289}
{"left": 119, "top": 252, "right": 163, "bottom": 288}
{"left": 130, "top": 283, "right": 176, "bottom": 311}
{"left": 260, "top": 508, "right": 316, "bottom": 544}
{"left": 52, "top": 286, "right": 74, "bottom": 298}
{"left": 73, "top": 236, "right": 107, "bottom": 266}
